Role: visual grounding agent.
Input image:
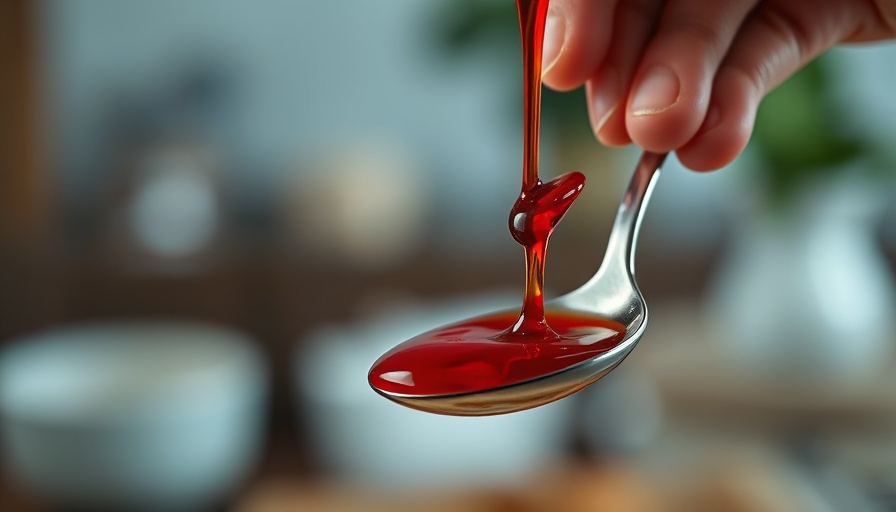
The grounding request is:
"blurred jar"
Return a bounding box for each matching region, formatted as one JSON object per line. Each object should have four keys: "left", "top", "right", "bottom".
{"left": 104, "top": 139, "right": 230, "bottom": 273}
{"left": 707, "top": 176, "right": 896, "bottom": 385}
{"left": 280, "top": 141, "right": 429, "bottom": 271}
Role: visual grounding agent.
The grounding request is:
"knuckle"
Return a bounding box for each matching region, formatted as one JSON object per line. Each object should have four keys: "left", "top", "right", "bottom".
{"left": 755, "top": 6, "right": 817, "bottom": 65}
{"left": 870, "top": 0, "right": 896, "bottom": 33}
{"left": 666, "top": 16, "right": 728, "bottom": 52}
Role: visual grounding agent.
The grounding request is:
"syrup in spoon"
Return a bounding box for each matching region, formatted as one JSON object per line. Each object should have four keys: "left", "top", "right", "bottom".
{"left": 368, "top": 0, "right": 666, "bottom": 415}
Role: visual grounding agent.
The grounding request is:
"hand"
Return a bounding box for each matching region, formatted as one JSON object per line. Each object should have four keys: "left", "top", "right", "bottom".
{"left": 541, "top": 0, "right": 896, "bottom": 170}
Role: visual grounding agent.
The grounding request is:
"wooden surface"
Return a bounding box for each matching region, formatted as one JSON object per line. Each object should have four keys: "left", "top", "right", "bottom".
{"left": 235, "top": 464, "right": 657, "bottom": 512}
{"left": 232, "top": 461, "right": 827, "bottom": 512}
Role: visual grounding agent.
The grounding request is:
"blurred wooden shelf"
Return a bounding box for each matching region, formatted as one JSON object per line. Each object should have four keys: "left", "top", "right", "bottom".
{"left": 631, "top": 301, "right": 896, "bottom": 429}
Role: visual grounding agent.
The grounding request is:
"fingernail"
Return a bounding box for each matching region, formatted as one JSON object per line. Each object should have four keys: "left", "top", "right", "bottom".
{"left": 542, "top": 13, "right": 566, "bottom": 76}
{"left": 631, "top": 66, "right": 680, "bottom": 116}
{"left": 590, "top": 68, "right": 620, "bottom": 136}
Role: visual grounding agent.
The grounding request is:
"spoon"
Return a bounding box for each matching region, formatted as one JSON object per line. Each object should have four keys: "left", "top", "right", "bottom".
{"left": 369, "top": 150, "right": 668, "bottom": 416}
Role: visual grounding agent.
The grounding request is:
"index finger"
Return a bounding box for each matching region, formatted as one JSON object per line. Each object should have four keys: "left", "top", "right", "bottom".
{"left": 541, "top": 0, "right": 619, "bottom": 91}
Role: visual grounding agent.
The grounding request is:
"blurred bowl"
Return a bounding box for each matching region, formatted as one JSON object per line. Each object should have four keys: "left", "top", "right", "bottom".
{"left": 0, "top": 322, "right": 268, "bottom": 511}
{"left": 295, "top": 293, "right": 576, "bottom": 488}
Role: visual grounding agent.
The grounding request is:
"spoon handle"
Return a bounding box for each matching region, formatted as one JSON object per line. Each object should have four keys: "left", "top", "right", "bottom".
{"left": 577, "top": 151, "right": 667, "bottom": 299}
{"left": 612, "top": 151, "right": 667, "bottom": 275}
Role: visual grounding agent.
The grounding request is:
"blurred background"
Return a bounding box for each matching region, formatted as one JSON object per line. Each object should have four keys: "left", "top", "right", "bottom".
{"left": 3, "top": 0, "right": 896, "bottom": 510}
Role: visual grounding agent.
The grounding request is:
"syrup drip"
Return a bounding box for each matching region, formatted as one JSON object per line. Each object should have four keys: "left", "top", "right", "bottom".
{"left": 368, "top": 0, "right": 625, "bottom": 399}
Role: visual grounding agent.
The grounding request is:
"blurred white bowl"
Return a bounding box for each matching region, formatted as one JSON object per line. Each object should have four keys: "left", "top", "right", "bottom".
{"left": 0, "top": 322, "right": 268, "bottom": 511}
{"left": 295, "top": 293, "right": 576, "bottom": 489}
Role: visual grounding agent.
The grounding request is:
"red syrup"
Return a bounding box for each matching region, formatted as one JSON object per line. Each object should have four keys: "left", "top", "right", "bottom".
{"left": 368, "top": 0, "right": 625, "bottom": 398}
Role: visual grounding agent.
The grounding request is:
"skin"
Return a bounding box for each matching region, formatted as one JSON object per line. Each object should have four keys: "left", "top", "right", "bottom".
{"left": 540, "top": 0, "right": 896, "bottom": 171}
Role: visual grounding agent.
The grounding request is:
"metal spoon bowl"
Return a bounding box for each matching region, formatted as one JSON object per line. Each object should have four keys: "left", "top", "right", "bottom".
{"left": 372, "top": 151, "right": 668, "bottom": 416}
